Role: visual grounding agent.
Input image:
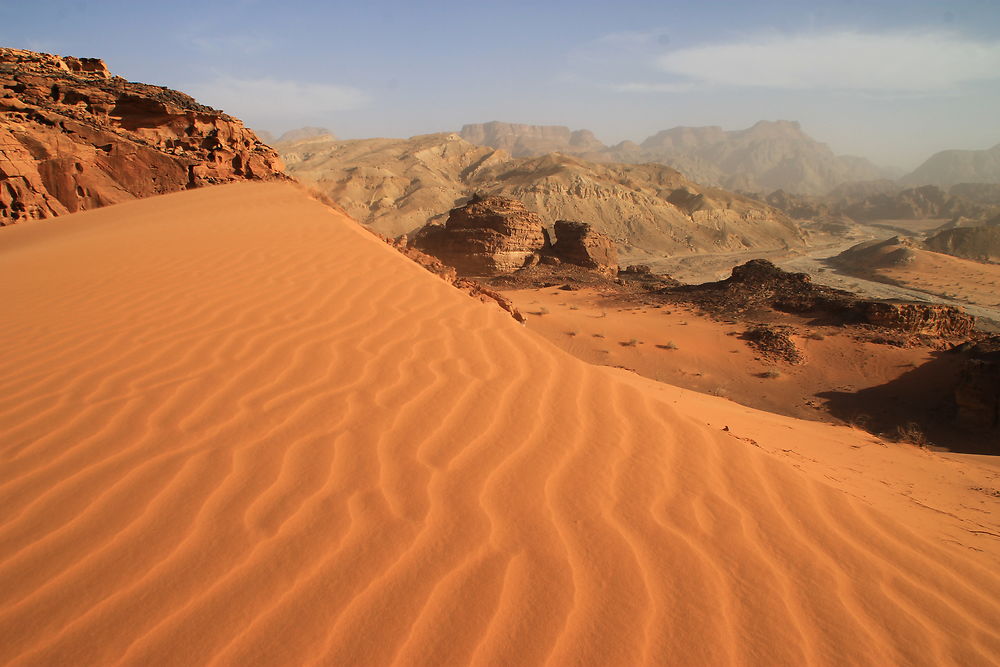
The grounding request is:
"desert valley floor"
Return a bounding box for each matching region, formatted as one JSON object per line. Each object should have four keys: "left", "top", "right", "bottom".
{"left": 2, "top": 183, "right": 999, "bottom": 665}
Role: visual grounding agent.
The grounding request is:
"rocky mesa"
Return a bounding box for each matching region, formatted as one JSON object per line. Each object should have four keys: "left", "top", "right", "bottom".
{"left": 412, "top": 194, "right": 619, "bottom": 276}
{"left": 0, "top": 47, "right": 285, "bottom": 223}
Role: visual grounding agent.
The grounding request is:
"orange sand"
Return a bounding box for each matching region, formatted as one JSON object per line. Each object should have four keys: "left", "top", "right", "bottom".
{"left": 502, "top": 286, "right": 991, "bottom": 454}
{"left": 1, "top": 183, "right": 999, "bottom": 665}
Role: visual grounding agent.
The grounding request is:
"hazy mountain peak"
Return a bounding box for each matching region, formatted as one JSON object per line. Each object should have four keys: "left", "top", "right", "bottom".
{"left": 901, "top": 143, "right": 1000, "bottom": 187}
{"left": 275, "top": 126, "right": 337, "bottom": 143}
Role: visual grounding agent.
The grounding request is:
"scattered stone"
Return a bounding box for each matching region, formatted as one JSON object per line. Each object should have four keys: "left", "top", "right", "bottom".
{"left": 740, "top": 325, "right": 802, "bottom": 364}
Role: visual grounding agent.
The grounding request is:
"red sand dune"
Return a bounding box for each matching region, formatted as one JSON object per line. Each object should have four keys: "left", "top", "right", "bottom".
{"left": 1, "top": 183, "right": 998, "bottom": 665}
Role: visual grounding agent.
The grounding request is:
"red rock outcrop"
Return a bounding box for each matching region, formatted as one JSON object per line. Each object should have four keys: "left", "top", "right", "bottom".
{"left": 412, "top": 195, "right": 547, "bottom": 275}
{"left": 0, "top": 47, "right": 285, "bottom": 224}
{"left": 550, "top": 220, "right": 618, "bottom": 276}
{"left": 860, "top": 302, "right": 975, "bottom": 338}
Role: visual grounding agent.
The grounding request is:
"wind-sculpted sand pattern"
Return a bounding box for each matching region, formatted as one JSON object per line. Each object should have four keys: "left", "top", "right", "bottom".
{"left": 1, "top": 183, "right": 998, "bottom": 665}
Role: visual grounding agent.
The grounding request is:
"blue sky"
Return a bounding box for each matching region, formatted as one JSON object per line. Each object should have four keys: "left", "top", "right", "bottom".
{"left": 4, "top": 0, "right": 999, "bottom": 169}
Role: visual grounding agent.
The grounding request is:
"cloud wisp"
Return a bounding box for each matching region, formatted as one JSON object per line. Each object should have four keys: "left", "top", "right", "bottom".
{"left": 652, "top": 30, "right": 1000, "bottom": 93}
{"left": 185, "top": 76, "right": 369, "bottom": 124}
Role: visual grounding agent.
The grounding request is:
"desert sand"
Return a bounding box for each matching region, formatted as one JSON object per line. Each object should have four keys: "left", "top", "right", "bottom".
{"left": 502, "top": 287, "right": 960, "bottom": 427}
{"left": 838, "top": 239, "right": 1000, "bottom": 311}
{"left": 2, "top": 182, "right": 999, "bottom": 665}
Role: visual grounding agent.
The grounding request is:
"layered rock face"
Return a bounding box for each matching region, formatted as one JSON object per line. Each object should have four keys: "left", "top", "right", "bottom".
{"left": 0, "top": 47, "right": 285, "bottom": 223}
{"left": 551, "top": 220, "right": 618, "bottom": 276}
{"left": 413, "top": 195, "right": 547, "bottom": 274}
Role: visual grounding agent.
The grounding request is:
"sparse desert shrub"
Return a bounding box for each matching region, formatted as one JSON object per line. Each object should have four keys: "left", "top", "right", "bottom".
{"left": 893, "top": 422, "right": 929, "bottom": 447}
{"left": 758, "top": 369, "right": 782, "bottom": 379}
{"left": 531, "top": 306, "right": 550, "bottom": 316}
{"left": 656, "top": 342, "right": 678, "bottom": 350}
{"left": 806, "top": 331, "right": 826, "bottom": 340}
{"left": 566, "top": 331, "right": 578, "bottom": 337}
{"left": 592, "top": 333, "right": 605, "bottom": 338}
{"left": 620, "top": 338, "right": 640, "bottom": 347}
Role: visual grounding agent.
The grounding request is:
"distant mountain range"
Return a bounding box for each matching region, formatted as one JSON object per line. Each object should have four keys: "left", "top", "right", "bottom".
{"left": 276, "top": 132, "right": 803, "bottom": 257}
{"left": 458, "top": 120, "right": 896, "bottom": 196}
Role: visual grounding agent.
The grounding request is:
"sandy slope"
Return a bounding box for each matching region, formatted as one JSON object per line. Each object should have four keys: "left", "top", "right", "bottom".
{"left": 503, "top": 287, "right": 961, "bottom": 425}
{"left": 1, "top": 183, "right": 999, "bottom": 666}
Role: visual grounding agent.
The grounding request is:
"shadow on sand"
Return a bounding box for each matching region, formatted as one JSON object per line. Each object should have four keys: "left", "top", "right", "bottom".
{"left": 817, "top": 350, "right": 998, "bottom": 455}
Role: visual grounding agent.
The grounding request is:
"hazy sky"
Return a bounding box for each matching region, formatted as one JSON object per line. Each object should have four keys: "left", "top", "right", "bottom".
{"left": 4, "top": 0, "right": 1000, "bottom": 169}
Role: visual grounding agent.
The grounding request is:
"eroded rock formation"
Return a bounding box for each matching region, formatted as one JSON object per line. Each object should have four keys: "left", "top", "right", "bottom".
{"left": 861, "top": 302, "right": 975, "bottom": 338}
{"left": 0, "top": 47, "right": 285, "bottom": 224}
{"left": 550, "top": 220, "right": 618, "bottom": 276}
{"left": 412, "top": 195, "right": 547, "bottom": 275}
{"left": 668, "top": 259, "right": 975, "bottom": 338}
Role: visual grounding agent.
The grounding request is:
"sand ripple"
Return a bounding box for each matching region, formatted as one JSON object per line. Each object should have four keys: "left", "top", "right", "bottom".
{"left": 1, "top": 183, "right": 998, "bottom": 665}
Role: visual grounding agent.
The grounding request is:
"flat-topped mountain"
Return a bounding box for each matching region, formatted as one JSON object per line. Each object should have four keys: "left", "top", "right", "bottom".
{"left": 459, "top": 121, "right": 604, "bottom": 157}
{"left": 0, "top": 47, "right": 285, "bottom": 223}
{"left": 278, "top": 131, "right": 803, "bottom": 256}
{"left": 901, "top": 143, "right": 1000, "bottom": 187}
{"left": 459, "top": 119, "right": 891, "bottom": 195}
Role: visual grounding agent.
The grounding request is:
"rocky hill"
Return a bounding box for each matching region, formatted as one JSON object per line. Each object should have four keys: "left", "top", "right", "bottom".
{"left": 901, "top": 144, "right": 1000, "bottom": 187}
{"left": 763, "top": 183, "right": 999, "bottom": 224}
{"left": 277, "top": 132, "right": 804, "bottom": 256}
{"left": 459, "top": 120, "right": 890, "bottom": 195}
{"left": 924, "top": 225, "right": 1000, "bottom": 263}
{"left": 0, "top": 47, "right": 285, "bottom": 223}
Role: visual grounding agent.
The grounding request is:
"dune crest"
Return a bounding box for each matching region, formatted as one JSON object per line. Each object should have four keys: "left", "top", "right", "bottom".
{"left": 1, "top": 183, "right": 998, "bottom": 665}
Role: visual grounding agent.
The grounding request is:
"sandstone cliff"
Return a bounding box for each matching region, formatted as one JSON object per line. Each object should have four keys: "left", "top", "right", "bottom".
{"left": 0, "top": 47, "right": 285, "bottom": 223}
{"left": 279, "top": 132, "right": 803, "bottom": 256}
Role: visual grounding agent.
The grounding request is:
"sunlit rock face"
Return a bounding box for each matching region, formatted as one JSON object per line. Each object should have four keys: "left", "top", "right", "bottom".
{"left": 0, "top": 47, "right": 285, "bottom": 224}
